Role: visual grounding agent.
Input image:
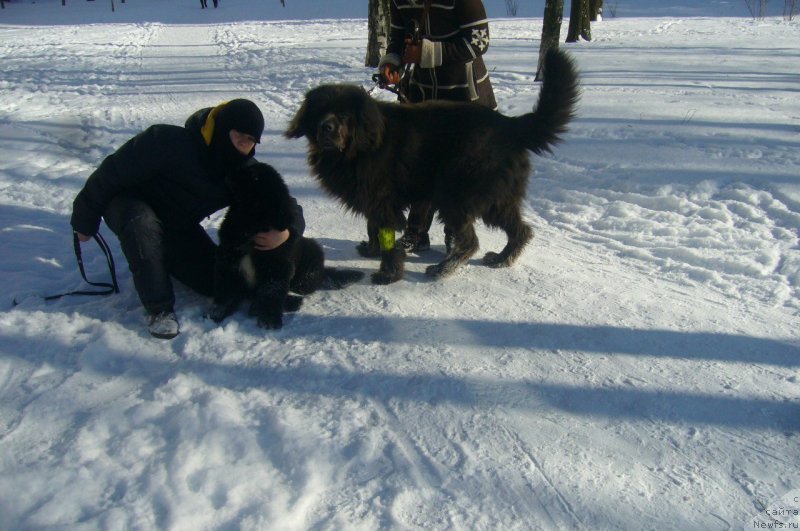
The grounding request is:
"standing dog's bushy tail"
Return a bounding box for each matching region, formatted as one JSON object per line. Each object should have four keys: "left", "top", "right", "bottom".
{"left": 516, "top": 48, "right": 580, "bottom": 154}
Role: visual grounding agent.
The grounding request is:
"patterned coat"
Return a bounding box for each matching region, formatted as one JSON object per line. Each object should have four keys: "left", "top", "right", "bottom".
{"left": 379, "top": 0, "right": 497, "bottom": 109}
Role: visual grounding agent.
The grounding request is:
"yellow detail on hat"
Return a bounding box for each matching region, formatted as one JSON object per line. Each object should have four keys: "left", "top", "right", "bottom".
{"left": 200, "top": 101, "right": 229, "bottom": 146}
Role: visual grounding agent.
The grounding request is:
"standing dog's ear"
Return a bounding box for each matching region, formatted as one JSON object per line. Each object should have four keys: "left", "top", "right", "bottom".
{"left": 286, "top": 85, "right": 334, "bottom": 140}
{"left": 285, "top": 99, "right": 308, "bottom": 139}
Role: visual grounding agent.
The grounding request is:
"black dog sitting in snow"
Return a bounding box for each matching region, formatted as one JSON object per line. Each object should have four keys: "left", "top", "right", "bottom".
{"left": 209, "top": 162, "right": 362, "bottom": 329}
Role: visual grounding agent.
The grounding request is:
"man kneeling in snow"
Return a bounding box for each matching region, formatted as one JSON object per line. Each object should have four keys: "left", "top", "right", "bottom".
{"left": 71, "top": 100, "right": 302, "bottom": 339}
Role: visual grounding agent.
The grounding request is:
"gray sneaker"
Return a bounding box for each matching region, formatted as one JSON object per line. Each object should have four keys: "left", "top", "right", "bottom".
{"left": 148, "top": 311, "right": 179, "bottom": 339}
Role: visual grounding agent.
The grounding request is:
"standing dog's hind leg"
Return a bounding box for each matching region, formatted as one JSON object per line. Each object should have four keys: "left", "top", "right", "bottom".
{"left": 425, "top": 222, "right": 479, "bottom": 278}
{"left": 482, "top": 206, "right": 532, "bottom": 268}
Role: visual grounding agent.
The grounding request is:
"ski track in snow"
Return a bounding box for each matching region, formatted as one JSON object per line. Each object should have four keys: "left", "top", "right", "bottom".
{"left": 0, "top": 4, "right": 799, "bottom": 530}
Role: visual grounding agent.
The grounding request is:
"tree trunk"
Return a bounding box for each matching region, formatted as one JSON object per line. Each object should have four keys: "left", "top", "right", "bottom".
{"left": 537, "top": 0, "right": 564, "bottom": 81}
{"left": 365, "top": 0, "right": 391, "bottom": 68}
{"left": 505, "top": 0, "right": 519, "bottom": 16}
{"left": 566, "top": 0, "right": 592, "bottom": 42}
{"left": 590, "top": 0, "right": 603, "bottom": 21}
{"left": 785, "top": 0, "right": 799, "bottom": 20}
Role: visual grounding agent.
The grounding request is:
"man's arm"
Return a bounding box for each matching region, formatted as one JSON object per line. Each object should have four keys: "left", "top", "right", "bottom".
{"left": 70, "top": 126, "right": 175, "bottom": 237}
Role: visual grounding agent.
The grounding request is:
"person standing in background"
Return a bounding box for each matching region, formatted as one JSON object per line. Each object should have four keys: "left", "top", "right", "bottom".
{"left": 378, "top": 0, "right": 497, "bottom": 253}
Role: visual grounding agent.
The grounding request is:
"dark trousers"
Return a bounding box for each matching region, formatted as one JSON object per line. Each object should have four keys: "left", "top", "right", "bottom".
{"left": 200, "top": 0, "right": 207, "bottom": 8}
{"left": 103, "top": 196, "right": 216, "bottom": 315}
{"left": 406, "top": 201, "right": 435, "bottom": 235}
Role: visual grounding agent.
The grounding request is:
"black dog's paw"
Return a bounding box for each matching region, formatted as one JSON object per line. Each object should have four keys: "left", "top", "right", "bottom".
{"left": 283, "top": 294, "right": 304, "bottom": 313}
{"left": 482, "top": 251, "right": 512, "bottom": 268}
{"left": 356, "top": 240, "right": 381, "bottom": 257}
{"left": 249, "top": 303, "right": 283, "bottom": 329}
{"left": 206, "top": 303, "right": 230, "bottom": 323}
{"left": 251, "top": 304, "right": 284, "bottom": 329}
{"left": 257, "top": 314, "right": 284, "bottom": 329}
{"left": 425, "top": 263, "right": 445, "bottom": 278}
{"left": 371, "top": 248, "right": 405, "bottom": 284}
{"left": 425, "top": 260, "right": 462, "bottom": 278}
{"left": 371, "top": 271, "right": 399, "bottom": 285}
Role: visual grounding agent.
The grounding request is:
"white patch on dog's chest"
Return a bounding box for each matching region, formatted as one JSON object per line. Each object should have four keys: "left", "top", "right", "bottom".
{"left": 239, "top": 254, "right": 258, "bottom": 289}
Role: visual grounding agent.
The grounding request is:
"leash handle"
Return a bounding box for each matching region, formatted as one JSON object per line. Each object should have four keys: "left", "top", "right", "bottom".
{"left": 370, "top": 72, "right": 410, "bottom": 103}
{"left": 42, "top": 232, "right": 120, "bottom": 301}
{"left": 370, "top": 6, "right": 427, "bottom": 103}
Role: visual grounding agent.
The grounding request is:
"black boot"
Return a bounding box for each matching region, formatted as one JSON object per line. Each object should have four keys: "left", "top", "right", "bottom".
{"left": 399, "top": 230, "right": 430, "bottom": 253}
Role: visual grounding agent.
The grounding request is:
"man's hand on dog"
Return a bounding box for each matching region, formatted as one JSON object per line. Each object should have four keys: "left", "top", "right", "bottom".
{"left": 253, "top": 229, "right": 289, "bottom": 251}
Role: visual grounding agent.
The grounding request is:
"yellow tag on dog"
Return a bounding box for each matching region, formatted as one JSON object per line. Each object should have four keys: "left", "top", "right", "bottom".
{"left": 379, "top": 228, "right": 395, "bottom": 251}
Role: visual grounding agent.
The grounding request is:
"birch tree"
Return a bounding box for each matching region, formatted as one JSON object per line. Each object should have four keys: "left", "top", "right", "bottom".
{"left": 590, "top": 0, "right": 603, "bottom": 20}
{"left": 566, "top": 0, "right": 592, "bottom": 42}
{"left": 365, "top": 0, "right": 391, "bottom": 67}
{"left": 537, "top": 0, "right": 565, "bottom": 81}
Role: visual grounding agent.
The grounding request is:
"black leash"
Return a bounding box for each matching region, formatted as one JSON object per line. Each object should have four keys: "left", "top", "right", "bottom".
{"left": 370, "top": 72, "right": 409, "bottom": 103}
{"left": 41, "top": 232, "right": 120, "bottom": 302}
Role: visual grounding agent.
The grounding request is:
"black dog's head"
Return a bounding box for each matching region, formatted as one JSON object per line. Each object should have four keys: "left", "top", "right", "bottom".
{"left": 285, "top": 84, "right": 385, "bottom": 158}
{"left": 227, "top": 162, "right": 295, "bottom": 232}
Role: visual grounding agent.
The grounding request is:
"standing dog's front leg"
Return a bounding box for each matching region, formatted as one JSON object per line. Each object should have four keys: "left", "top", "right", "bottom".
{"left": 356, "top": 218, "right": 381, "bottom": 257}
{"left": 371, "top": 227, "right": 406, "bottom": 285}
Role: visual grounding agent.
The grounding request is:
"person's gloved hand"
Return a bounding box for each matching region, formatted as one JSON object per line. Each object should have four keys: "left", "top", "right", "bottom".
{"left": 382, "top": 64, "right": 401, "bottom": 85}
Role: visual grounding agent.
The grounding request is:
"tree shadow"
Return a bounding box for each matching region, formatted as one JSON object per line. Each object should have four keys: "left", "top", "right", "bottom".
{"left": 0, "top": 326, "right": 796, "bottom": 433}
{"left": 274, "top": 314, "right": 799, "bottom": 367}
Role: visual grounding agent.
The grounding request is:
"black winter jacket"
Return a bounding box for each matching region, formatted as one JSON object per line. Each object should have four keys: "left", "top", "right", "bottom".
{"left": 71, "top": 108, "right": 305, "bottom": 238}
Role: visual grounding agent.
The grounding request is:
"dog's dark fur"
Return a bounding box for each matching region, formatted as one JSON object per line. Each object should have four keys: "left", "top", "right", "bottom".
{"left": 285, "top": 48, "right": 579, "bottom": 284}
{"left": 209, "top": 162, "right": 347, "bottom": 329}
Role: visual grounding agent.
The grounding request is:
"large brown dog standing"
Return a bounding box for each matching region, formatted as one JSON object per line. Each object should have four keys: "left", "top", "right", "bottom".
{"left": 286, "top": 49, "right": 579, "bottom": 285}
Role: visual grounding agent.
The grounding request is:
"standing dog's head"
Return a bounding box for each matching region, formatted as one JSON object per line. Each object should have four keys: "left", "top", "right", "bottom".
{"left": 285, "top": 84, "right": 385, "bottom": 158}
{"left": 227, "top": 162, "right": 295, "bottom": 232}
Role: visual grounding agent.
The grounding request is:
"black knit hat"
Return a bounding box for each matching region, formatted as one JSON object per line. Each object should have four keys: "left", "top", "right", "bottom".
{"left": 215, "top": 99, "right": 264, "bottom": 143}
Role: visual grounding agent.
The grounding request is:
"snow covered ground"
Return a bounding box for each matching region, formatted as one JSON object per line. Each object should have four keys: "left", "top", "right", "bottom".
{"left": 1, "top": 1, "right": 798, "bottom": 529}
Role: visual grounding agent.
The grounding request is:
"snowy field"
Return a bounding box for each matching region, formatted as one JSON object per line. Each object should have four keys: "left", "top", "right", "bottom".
{"left": 1, "top": 0, "right": 798, "bottom": 529}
